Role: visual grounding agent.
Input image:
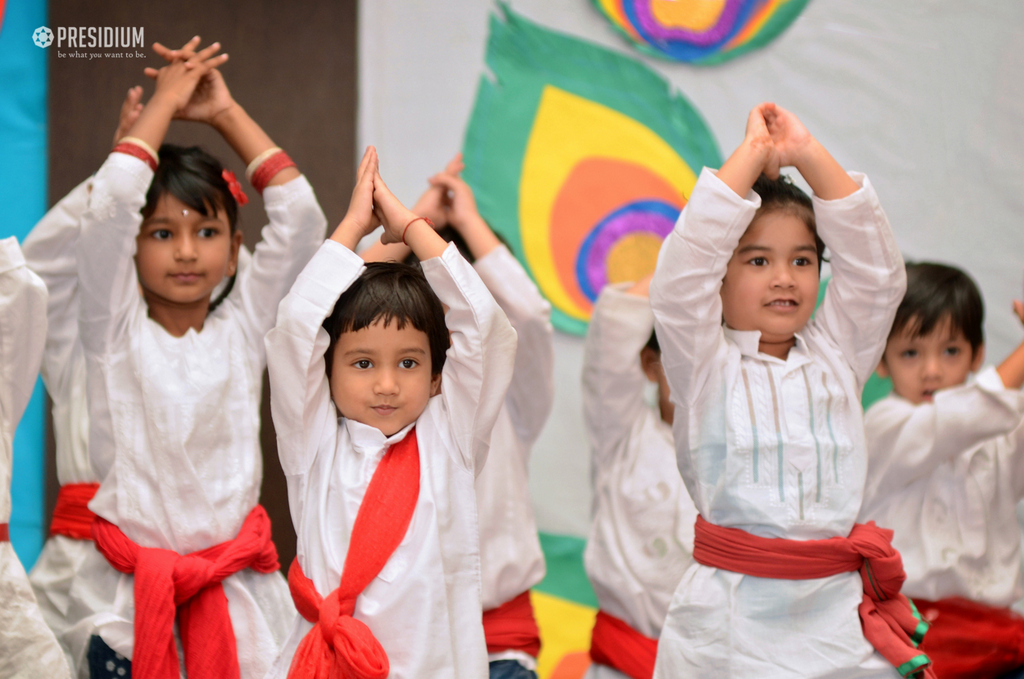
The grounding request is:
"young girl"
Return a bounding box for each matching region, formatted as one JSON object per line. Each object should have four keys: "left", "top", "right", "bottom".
{"left": 264, "top": 147, "right": 517, "bottom": 678}
{"left": 649, "top": 103, "right": 917, "bottom": 678}
{"left": 67, "top": 40, "right": 325, "bottom": 678}
{"left": 860, "top": 263, "right": 1024, "bottom": 678}
{"left": 361, "top": 156, "right": 552, "bottom": 679}
{"left": 581, "top": 274, "right": 698, "bottom": 679}
{"left": 0, "top": 236, "right": 72, "bottom": 678}
{"left": 24, "top": 86, "right": 143, "bottom": 669}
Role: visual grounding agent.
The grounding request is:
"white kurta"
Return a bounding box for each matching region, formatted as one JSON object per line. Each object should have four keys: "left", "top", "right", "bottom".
{"left": 472, "top": 245, "right": 551, "bottom": 669}
{"left": 0, "top": 236, "right": 72, "bottom": 679}
{"left": 22, "top": 178, "right": 98, "bottom": 667}
{"left": 859, "top": 367, "right": 1024, "bottom": 607}
{"left": 65, "top": 152, "right": 324, "bottom": 678}
{"left": 649, "top": 168, "right": 906, "bottom": 678}
{"left": 581, "top": 284, "right": 698, "bottom": 679}
{"left": 265, "top": 241, "right": 516, "bottom": 679}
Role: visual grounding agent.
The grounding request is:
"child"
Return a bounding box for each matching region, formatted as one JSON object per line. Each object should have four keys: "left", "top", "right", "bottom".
{"left": 264, "top": 147, "right": 516, "bottom": 678}
{"left": 361, "top": 156, "right": 552, "bottom": 679}
{"left": 649, "top": 103, "right": 917, "bottom": 678}
{"left": 23, "top": 86, "right": 143, "bottom": 667}
{"left": 67, "top": 40, "right": 324, "bottom": 678}
{"left": 0, "top": 236, "right": 72, "bottom": 678}
{"left": 581, "top": 274, "right": 698, "bottom": 679}
{"left": 860, "top": 262, "right": 1024, "bottom": 678}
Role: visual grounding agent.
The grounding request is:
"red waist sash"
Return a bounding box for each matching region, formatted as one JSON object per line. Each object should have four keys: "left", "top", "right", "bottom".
{"left": 914, "top": 597, "right": 1024, "bottom": 679}
{"left": 692, "top": 515, "right": 935, "bottom": 679}
{"left": 482, "top": 590, "right": 541, "bottom": 658}
{"left": 91, "top": 505, "right": 279, "bottom": 679}
{"left": 0, "top": 523, "right": 8, "bottom": 542}
{"left": 287, "top": 428, "right": 420, "bottom": 679}
{"left": 50, "top": 482, "right": 99, "bottom": 540}
{"left": 588, "top": 610, "right": 657, "bottom": 679}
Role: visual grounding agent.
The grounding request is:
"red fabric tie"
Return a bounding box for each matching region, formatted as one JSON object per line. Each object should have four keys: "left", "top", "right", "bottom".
{"left": 588, "top": 610, "right": 658, "bottom": 679}
{"left": 50, "top": 482, "right": 100, "bottom": 540}
{"left": 482, "top": 590, "right": 542, "bottom": 658}
{"left": 287, "top": 428, "right": 421, "bottom": 679}
{"left": 0, "top": 523, "right": 8, "bottom": 542}
{"left": 91, "top": 505, "right": 280, "bottom": 679}
{"left": 913, "top": 597, "right": 1024, "bottom": 679}
{"left": 692, "top": 515, "right": 935, "bottom": 679}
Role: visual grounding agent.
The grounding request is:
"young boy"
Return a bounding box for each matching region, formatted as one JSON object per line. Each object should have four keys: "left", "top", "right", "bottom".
{"left": 649, "top": 103, "right": 915, "bottom": 678}
{"left": 361, "top": 156, "right": 552, "bottom": 679}
{"left": 582, "top": 274, "right": 698, "bottom": 679}
{"left": 0, "top": 236, "right": 72, "bottom": 678}
{"left": 859, "top": 262, "right": 1024, "bottom": 678}
{"left": 265, "top": 147, "right": 516, "bottom": 678}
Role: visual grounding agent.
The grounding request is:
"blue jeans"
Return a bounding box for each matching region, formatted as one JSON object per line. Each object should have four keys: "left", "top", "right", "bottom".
{"left": 88, "top": 635, "right": 132, "bottom": 678}
{"left": 490, "top": 659, "right": 538, "bottom": 679}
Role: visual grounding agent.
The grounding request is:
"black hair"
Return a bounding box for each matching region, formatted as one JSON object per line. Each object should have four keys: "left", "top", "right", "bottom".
{"left": 402, "top": 224, "right": 511, "bottom": 268}
{"left": 323, "top": 262, "right": 449, "bottom": 377}
{"left": 142, "top": 144, "right": 240, "bottom": 312}
{"left": 889, "top": 262, "right": 985, "bottom": 356}
{"left": 644, "top": 327, "right": 660, "bottom": 354}
{"left": 751, "top": 174, "right": 826, "bottom": 273}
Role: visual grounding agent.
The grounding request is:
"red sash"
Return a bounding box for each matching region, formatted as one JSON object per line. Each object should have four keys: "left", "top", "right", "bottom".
{"left": 482, "top": 590, "right": 542, "bottom": 658}
{"left": 914, "top": 597, "right": 1024, "bottom": 679}
{"left": 91, "top": 505, "right": 280, "bottom": 679}
{"left": 50, "top": 482, "right": 100, "bottom": 540}
{"left": 287, "top": 428, "right": 421, "bottom": 679}
{"left": 0, "top": 523, "right": 8, "bottom": 542}
{"left": 588, "top": 610, "right": 658, "bottom": 679}
{"left": 693, "top": 515, "right": 935, "bottom": 679}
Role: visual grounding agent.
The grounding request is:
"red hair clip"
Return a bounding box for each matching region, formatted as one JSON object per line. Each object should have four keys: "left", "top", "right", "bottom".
{"left": 222, "top": 168, "right": 249, "bottom": 206}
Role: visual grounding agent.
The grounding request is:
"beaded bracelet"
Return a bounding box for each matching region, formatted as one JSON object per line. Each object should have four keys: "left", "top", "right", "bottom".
{"left": 112, "top": 141, "right": 158, "bottom": 172}
{"left": 250, "top": 150, "right": 297, "bottom": 195}
{"left": 402, "top": 217, "right": 434, "bottom": 245}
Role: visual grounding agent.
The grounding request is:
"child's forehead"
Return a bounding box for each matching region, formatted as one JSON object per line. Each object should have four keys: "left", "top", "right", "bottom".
{"left": 896, "top": 313, "right": 966, "bottom": 342}
{"left": 738, "top": 211, "right": 816, "bottom": 248}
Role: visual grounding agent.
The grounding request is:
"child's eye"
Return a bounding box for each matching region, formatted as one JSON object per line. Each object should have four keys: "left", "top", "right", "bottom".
{"left": 900, "top": 349, "right": 918, "bottom": 359}
{"left": 400, "top": 359, "right": 418, "bottom": 369}
{"left": 749, "top": 257, "right": 768, "bottom": 266}
{"left": 198, "top": 227, "right": 219, "bottom": 238}
{"left": 152, "top": 229, "right": 172, "bottom": 240}
{"left": 794, "top": 257, "right": 812, "bottom": 266}
{"left": 944, "top": 346, "right": 960, "bottom": 356}
{"left": 354, "top": 359, "right": 372, "bottom": 369}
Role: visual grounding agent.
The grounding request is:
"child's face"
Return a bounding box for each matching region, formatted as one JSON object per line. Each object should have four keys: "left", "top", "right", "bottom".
{"left": 720, "top": 211, "right": 819, "bottom": 350}
{"left": 135, "top": 193, "right": 241, "bottom": 307}
{"left": 877, "top": 316, "right": 983, "bottom": 404}
{"left": 330, "top": 318, "right": 442, "bottom": 436}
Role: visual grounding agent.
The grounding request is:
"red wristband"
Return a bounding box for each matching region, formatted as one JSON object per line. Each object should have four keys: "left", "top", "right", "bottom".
{"left": 112, "top": 142, "right": 158, "bottom": 172}
{"left": 402, "top": 217, "right": 434, "bottom": 245}
{"left": 250, "top": 151, "right": 297, "bottom": 194}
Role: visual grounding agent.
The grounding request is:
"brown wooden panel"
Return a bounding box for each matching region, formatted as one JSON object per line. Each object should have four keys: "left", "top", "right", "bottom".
{"left": 47, "top": 0, "right": 357, "bottom": 568}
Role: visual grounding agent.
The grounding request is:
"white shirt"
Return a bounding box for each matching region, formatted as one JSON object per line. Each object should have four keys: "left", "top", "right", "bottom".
{"left": 582, "top": 284, "right": 698, "bottom": 644}
{"left": 860, "top": 367, "right": 1024, "bottom": 607}
{"left": 0, "top": 236, "right": 72, "bottom": 678}
{"left": 265, "top": 241, "right": 516, "bottom": 679}
{"left": 472, "top": 246, "right": 551, "bottom": 667}
{"left": 650, "top": 168, "right": 906, "bottom": 678}
{"left": 66, "top": 152, "right": 324, "bottom": 677}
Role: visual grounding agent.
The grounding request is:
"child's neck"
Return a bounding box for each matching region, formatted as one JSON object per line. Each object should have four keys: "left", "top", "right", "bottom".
{"left": 758, "top": 335, "right": 797, "bottom": 360}
{"left": 143, "top": 290, "right": 211, "bottom": 337}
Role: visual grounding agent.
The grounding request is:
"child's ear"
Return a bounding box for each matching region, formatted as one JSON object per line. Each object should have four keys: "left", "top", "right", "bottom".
{"left": 971, "top": 344, "right": 986, "bottom": 372}
{"left": 640, "top": 347, "right": 661, "bottom": 384}
{"left": 430, "top": 372, "right": 442, "bottom": 396}
{"left": 875, "top": 357, "right": 890, "bottom": 379}
{"left": 228, "top": 230, "right": 243, "bottom": 276}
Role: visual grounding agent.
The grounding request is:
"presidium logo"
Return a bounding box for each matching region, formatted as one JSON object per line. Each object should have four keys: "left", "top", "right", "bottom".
{"left": 32, "top": 25, "right": 146, "bottom": 59}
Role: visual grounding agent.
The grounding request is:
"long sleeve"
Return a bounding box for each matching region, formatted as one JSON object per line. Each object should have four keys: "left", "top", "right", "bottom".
{"left": 861, "top": 366, "right": 1024, "bottom": 515}
{"left": 22, "top": 177, "right": 92, "bottom": 398}
{"left": 266, "top": 240, "right": 365, "bottom": 477}
{"left": 0, "top": 237, "right": 48, "bottom": 522}
{"left": 811, "top": 174, "right": 906, "bottom": 386}
{"left": 422, "top": 246, "right": 517, "bottom": 475}
{"left": 76, "top": 153, "right": 152, "bottom": 357}
{"left": 650, "top": 168, "right": 759, "bottom": 407}
{"left": 473, "top": 245, "right": 554, "bottom": 446}
{"left": 230, "top": 176, "right": 326, "bottom": 359}
{"left": 582, "top": 284, "right": 655, "bottom": 472}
